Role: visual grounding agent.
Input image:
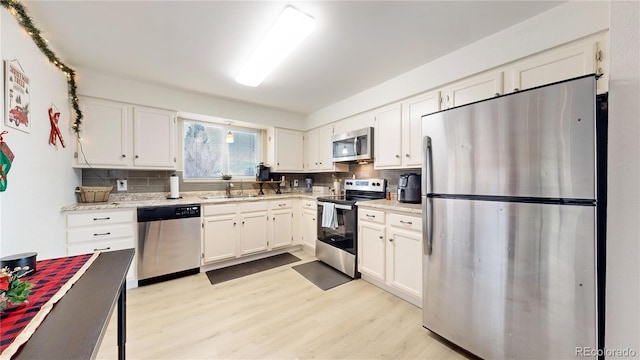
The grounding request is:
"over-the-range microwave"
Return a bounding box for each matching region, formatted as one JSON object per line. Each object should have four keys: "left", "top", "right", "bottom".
{"left": 331, "top": 127, "right": 373, "bottom": 163}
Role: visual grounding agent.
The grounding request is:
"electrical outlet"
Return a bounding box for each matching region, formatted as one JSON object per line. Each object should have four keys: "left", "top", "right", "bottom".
{"left": 293, "top": 179, "right": 299, "bottom": 187}
{"left": 117, "top": 180, "right": 128, "bottom": 191}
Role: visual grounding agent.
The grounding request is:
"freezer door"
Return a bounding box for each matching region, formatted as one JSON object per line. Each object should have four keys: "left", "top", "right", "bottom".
{"left": 422, "top": 198, "right": 597, "bottom": 359}
{"left": 422, "top": 76, "right": 596, "bottom": 199}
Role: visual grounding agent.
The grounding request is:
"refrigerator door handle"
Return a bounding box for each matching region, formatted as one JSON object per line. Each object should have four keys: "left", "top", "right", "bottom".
{"left": 423, "top": 136, "right": 434, "bottom": 255}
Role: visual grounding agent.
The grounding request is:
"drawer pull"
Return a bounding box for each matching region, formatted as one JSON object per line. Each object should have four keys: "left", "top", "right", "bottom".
{"left": 400, "top": 220, "right": 413, "bottom": 225}
{"left": 93, "top": 247, "right": 111, "bottom": 251}
{"left": 93, "top": 232, "right": 111, "bottom": 236}
{"left": 366, "top": 214, "right": 376, "bottom": 218}
{"left": 93, "top": 217, "right": 111, "bottom": 221}
{"left": 278, "top": 203, "right": 287, "bottom": 207}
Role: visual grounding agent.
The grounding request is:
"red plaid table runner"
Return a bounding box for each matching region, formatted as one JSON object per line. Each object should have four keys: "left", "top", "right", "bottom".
{"left": 0, "top": 253, "right": 98, "bottom": 358}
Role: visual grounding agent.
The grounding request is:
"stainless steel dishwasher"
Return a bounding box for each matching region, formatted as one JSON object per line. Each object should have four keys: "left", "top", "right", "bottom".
{"left": 137, "top": 204, "right": 201, "bottom": 286}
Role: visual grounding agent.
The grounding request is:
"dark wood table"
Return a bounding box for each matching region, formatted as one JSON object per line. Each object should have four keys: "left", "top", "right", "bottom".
{"left": 13, "top": 249, "right": 134, "bottom": 360}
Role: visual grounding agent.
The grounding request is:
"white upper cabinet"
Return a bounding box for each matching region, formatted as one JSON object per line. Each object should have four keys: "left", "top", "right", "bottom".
{"left": 76, "top": 97, "right": 130, "bottom": 168}
{"left": 267, "top": 128, "right": 304, "bottom": 172}
{"left": 373, "top": 103, "right": 402, "bottom": 168}
{"left": 75, "top": 97, "right": 176, "bottom": 170}
{"left": 442, "top": 70, "right": 503, "bottom": 109}
{"left": 304, "top": 128, "right": 319, "bottom": 171}
{"left": 133, "top": 106, "right": 176, "bottom": 168}
{"left": 304, "top": 124, "right": 348, "bottom": 172}
{"left": 505, "top": 39, "right": 604, "bottom": 94}
{"left": 316, "top": 124, "right": 334, "bottom": 171}
{"left": 402, "top": 91, "right": 440, "bottom": 168}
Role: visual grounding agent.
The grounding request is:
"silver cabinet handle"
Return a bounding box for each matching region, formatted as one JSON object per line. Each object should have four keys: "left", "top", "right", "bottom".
{"left": 399, "top": 220, "right": 412, "bottom": 225}
{"left": 278, "top": 203, "right": 287, "bottom": 207}
{"left": 389, "top": 238, "right": 393, "bottom": 242}
{"left": 93, "top": 247, "right": 111, "bottom": 251}
{"left": 93, "top": 232, "right": 111, "bottom": 236}
{"left": 395, "top": 154, "right": 400, "bottom": 158}
{"left": 93, "top": 217, "right": 111, "bottom": 221}
{"left": 366, "top": 214, "right": 375, "bottom": 218}
{"left": 121, "top": 154, "right": 126, "bottom": 158}
{"left": 405, "top": 154, "right": 410, "bottom": 158}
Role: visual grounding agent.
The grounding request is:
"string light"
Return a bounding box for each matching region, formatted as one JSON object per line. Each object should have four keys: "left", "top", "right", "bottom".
{"left": 1, "top": 0, "right": 84, "bottom": 133}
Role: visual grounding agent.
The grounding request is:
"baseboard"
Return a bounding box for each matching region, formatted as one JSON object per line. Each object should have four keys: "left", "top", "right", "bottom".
{"left": 361, "top": 274, "right": 422, "bottom": 308}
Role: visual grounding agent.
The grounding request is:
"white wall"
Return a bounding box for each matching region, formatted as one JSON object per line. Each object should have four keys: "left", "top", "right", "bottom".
{"left": 605, "top": 1, "right": 640, "bottom": 358}
{"left": 0, "top": 10, "right": 81, "bottom": 260}
{"left": 75, "top": 67, "right": 306, "bottom": 131}
{"left": 305, "top": 1, "right": 610, "bottom": 128}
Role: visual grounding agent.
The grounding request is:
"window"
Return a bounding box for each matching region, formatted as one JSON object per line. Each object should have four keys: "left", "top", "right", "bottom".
{"left": 182, "top": 120, "right": 261, "bottom": 179}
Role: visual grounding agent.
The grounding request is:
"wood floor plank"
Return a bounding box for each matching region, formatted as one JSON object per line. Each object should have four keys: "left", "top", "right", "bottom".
{"left": 96, "top": 250, "right": 468, "bottom": 359}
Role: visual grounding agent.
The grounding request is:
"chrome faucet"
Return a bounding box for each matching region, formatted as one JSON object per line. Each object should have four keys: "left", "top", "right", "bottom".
{"left": 226, "top": 182, "right": 234, "bottom": 197}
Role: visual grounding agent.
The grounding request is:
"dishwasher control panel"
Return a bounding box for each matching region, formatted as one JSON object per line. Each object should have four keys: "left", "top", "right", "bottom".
{"left": 175, "top": 205, "right": 200, "bottom": 217}
{"left": 137, "top": 204, "right": 201, "bottom": 222}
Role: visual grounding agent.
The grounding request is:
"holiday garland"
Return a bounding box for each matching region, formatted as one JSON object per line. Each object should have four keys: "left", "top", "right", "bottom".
{"left": 1, "top": 0, "right": 83, "bottom": 133}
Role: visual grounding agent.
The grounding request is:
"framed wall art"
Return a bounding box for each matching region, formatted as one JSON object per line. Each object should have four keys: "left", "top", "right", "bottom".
{"left": 4, "top": 60, "right": 31, "bottom": 133}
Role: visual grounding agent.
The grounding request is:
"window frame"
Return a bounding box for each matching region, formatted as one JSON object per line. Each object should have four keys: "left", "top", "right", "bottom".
{"left": 180, "top": 118, "right": 263, "bottom": 182}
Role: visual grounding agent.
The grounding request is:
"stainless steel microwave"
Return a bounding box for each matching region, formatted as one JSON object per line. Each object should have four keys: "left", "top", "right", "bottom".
{"left": 331, "top": 127, "right": 374, "bottom": 163}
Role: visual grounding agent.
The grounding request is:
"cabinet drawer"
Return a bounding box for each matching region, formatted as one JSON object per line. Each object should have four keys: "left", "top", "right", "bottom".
{"left": 269, "top": 199, "right": 292, "bottom": 210}
{"left": 67, "top": 223, "right": 134, "bottom": 244}
{"left": 358, "top": 208, "right": 385, "bottom": 224}
{"left": 66, "top": 210, "right": 134, "bottom": 227}
{"left": 239, "top": 201, "right": 268, "bottom": 212}
{"left": 203, "top": 203, "right": 237, "bottom": 216}
{"left": 388, "top": 213, "right": 422, "bottom": 232}
{"left": 301, "top": 200, "right": 316, "bottom": 209}
{"left": 67, "top": 238, "right": 134, "bottom": 256}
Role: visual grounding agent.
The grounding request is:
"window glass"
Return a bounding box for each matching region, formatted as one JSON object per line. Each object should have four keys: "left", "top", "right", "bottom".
{"left": 183, "top": 120, "right": 260, "bottom": 179}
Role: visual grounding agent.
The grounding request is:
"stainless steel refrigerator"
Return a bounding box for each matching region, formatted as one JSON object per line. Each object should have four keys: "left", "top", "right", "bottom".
{"left": 421, "top": 75, "right": 606, "bottom": 359}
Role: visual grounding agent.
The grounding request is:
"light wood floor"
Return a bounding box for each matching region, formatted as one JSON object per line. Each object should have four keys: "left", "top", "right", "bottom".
{"left": 97, "top": 249, "right": 468, "bottom": 359}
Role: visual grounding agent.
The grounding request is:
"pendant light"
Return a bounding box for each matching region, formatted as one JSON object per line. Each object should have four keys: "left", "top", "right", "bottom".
{"left": 225, "top": 130, "right": 235, "bottom": 143}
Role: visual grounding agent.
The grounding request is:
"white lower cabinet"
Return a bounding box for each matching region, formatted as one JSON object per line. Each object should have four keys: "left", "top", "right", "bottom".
{"left": 65, "top": 208, "right": 136, "bottom": 285}
{"left": 300, "top": 199, "right": 317, "bottom": 252}
{"left": 358, "top": 207, "right": 422, "bottom": 306}
{"left": 202, "top": 199, "right": 296, "bottom": 265}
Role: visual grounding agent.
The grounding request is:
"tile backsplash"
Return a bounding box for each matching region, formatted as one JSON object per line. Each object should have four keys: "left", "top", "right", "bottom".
{"left": 81, "top": 164, "right": 421, "bottom": 194}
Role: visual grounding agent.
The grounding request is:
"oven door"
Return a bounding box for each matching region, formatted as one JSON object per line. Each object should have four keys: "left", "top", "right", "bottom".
{"left": 316, "top": 201, "right": 357, "bottom": 255}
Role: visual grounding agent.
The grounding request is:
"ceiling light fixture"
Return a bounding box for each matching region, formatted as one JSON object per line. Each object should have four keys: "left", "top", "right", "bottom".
{"left": 225, "top": 130, "right": 235, "bottom": 143}
{"left": 235, "top": 6, "right": 315, "bottom": 87}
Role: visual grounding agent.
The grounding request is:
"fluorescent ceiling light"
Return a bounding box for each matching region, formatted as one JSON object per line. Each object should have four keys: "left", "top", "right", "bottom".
{"left": 235, "top": 6, "right": 315, "bottom": 87}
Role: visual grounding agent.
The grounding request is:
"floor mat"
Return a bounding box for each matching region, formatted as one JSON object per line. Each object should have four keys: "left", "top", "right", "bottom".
{"left": 206, "top": 253, "right": 300, "bottom": 285}
{"left": 292, "top": 260, "right": 352, "bottom": 291}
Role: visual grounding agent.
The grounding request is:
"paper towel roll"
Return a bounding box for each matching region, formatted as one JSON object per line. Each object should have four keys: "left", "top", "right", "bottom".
{"left": 169, "top": 174, "right": 180, "bottom": 199}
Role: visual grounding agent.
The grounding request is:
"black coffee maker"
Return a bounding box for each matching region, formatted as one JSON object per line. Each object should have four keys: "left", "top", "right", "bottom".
{"left": 256, "top": 163, "right": 271, "bottom": 181}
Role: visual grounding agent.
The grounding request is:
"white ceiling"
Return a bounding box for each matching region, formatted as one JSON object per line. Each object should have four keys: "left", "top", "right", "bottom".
{"left": 22, "top": 1, "right": 564, "bottom": 116}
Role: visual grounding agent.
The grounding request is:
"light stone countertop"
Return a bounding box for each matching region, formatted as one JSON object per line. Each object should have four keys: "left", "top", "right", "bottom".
{"left": 62, "top": 191, "right": 319, "bottom": 212}
{"left": 356, "top": 198, "right": 422, "bottom": 215}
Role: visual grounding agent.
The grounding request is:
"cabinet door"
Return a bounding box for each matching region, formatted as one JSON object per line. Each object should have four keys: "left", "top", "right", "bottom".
{"left": 359, "top": 221, "right": 386, "bottom": 282}
{"left": 203, "top": 214, "right": 238, "bottom": 263}
{"left": 317, "top": 124, "right": 334, "bottom": 170}
{"left": 239, "top": 212, "right": 269, "bottom": 255}
{"left": 402, "top": 92, "right": 440, "bottom": 168}
{"left": 509, "top": 42, "right": 596, "bottom": 94}
{"left": 443, "top": 71, "right": 503, "bottom": 109}
{"left": 77, "top": 97, "right": 130, "bottom": 167}
{"left": 387, "top": 227, "right": 422, "bottom": 299}
{"left": 133, "top": 106, "right": 176, "bottom": 169}
{"left": 271, "top": 209, "right": 293, "bottom": 249}
{"left": 274, "top": 128, "right": 304, "bottom": 172}
{"left": 374, "top": 104, "right": 402, "bottom": 168}
{"left": 305, "top": 128, "right": 319, "bottom": 171}
{"left": 301, "top": 209, "right": 317, "bottom": 250}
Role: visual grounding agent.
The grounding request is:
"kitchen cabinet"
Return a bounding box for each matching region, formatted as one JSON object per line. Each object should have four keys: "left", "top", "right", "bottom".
{"left": 75, "top": 97, "right": 176, "bottom": 169}
{"left": 441, "top": 70, "right": 503, "bottom": 109}
{"left": 505, "top": 39, "right": 605, "bottom": 94}
{"left": 267, "top": 127, "right": 304, "bottom": 172}
{"left": 238, "top": 202, "right": 269, "bottom": 256}
{"left": 402, "top": 92, "right": 441, "bottom": 168}
{"left": 304, "top": 125, "right": 348, "bottom": 172}
{"left": 300, "top": 199, "right": 317, "bottom": 252}
{"left": 358, "top": 208, "right": 386, "bottom": 282}
{"left": 357, "top": 206, "right": 422, "bottom": 306}
{"left": 65, "top": 208, "right": 136, "bottom": 285}
{"left": 202, "top": 204, "right": 238, "bottom": 263}
{"left": 269, "top": 200, "right": 293, "bottom": 249}
{"left": 373, "top": 103, "right": 402, "bottom": 168}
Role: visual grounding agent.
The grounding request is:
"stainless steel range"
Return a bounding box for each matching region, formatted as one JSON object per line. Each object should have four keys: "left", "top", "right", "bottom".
{"left": 316, "top": 178, "right": 387, "bottom": 278}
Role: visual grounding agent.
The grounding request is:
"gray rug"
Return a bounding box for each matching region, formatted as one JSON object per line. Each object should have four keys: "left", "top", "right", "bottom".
{"left": 206, "top": 252, "right": 300, "bottom": 285}
{"left": 292, "top": 260, "right": 352, "bottom": 291}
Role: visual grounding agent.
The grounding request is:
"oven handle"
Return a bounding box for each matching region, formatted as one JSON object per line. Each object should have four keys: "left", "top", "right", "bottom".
{"left": 317, "top": 201, "right": 353, "bottom": 211}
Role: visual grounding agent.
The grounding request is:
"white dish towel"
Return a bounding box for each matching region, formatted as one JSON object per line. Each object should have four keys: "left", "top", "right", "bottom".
{"left": 321, "top": 202, "right": 338, "bottom": 229}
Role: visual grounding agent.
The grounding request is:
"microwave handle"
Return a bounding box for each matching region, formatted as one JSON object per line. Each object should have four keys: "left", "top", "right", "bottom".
{"left": 354, "top": 136, "right": 359, "bottom": 155}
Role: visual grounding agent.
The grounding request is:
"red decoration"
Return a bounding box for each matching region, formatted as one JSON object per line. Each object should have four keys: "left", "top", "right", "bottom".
{"left": 48, "top": 107, "right": 65, "bottom": 148}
